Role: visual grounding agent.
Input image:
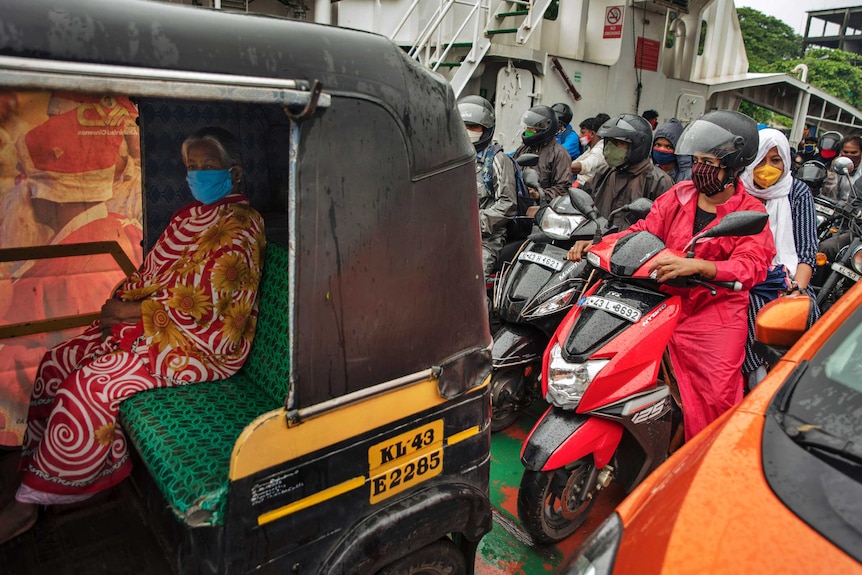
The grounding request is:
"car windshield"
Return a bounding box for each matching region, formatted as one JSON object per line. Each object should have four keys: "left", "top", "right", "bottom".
{"left": 784, "top": 308, "right": 862, "bottom": 458}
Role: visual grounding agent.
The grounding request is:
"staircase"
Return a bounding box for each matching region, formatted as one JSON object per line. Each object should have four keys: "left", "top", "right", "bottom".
{"left": 390, "top": 0, "right": 555, "bottom": 98}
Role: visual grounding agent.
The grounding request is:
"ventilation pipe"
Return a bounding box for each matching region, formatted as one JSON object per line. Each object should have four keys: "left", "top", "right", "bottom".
{"left": 792, "top": 63, "right": 809, "bottom": 83}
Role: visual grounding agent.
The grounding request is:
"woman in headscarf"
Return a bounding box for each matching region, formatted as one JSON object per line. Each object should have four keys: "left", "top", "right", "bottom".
{"left": 740, "top": 128, "right": 819, "bottom": 388}
{"left": 651, "top": 118, "right": 692, "bottom": 183}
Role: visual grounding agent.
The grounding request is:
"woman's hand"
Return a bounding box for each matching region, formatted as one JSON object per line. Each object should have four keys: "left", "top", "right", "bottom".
{"left": 567, "top": 240, "right": 592, "bottom": 262}
{"left": 99, "top": 299, "right": 143, "bottom": 339}
{"left": 649, "top": 256, "right": 716, "bottom": 282}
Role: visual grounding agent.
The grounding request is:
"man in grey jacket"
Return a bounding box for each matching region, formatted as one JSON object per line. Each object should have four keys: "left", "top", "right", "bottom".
{"left": 458, "top": 96, "right": 518, "bottom": 279}
{"left": 584, "top": 114, "right": 674, "bottom": 231}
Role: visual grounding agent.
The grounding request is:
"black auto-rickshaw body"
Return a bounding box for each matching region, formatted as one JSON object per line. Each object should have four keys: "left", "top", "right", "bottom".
{"left": 0, "top": 1, "right": 491, "bottom": 573}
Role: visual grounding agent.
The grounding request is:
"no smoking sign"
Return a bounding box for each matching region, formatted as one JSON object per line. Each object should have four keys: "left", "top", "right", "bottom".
{"left": 603, "top": 5, "right": 624, "bottom": 39}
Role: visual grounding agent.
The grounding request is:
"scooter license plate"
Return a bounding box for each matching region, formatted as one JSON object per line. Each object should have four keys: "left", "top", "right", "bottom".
{"left": 580, "top": 295, "right": 642, "bottom": 322}
{"left": 832, "top": 262, "right": 862, "bottom": 282}
{"left": 815, "top": 203, "right": 835, "bottom": 216}
{"left": 519, "top": 250, "right": 564, "bottom": 271}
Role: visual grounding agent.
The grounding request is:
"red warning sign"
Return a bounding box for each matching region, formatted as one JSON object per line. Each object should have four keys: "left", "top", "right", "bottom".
{"left": 635, "top": 37, "right": 660, "bottom": 71}
{"left": 603, "top": 5, "right": 624, "bottom": 39}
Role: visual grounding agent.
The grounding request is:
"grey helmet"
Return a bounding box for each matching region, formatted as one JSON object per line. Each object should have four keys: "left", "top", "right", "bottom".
{"left": 597, "top": 114, "right": 653, "bottom": 166}
{"left": 676, "top": 110, "right": 758, "bottom": 173}
{"left": 458, "top": 95, "right": 495, "bottom": 152}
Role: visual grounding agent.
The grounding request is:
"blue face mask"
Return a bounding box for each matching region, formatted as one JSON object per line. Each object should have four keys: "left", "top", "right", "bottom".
{"left": 652, "top": 148, "right": 676, "bottom": 165}
{"left": 186, "top": 168, "right": 234, "bottom": 204}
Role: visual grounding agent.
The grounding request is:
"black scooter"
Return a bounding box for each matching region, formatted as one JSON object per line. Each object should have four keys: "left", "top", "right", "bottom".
{"left": 489, "top": 184, "right": 652, "bottom": 432}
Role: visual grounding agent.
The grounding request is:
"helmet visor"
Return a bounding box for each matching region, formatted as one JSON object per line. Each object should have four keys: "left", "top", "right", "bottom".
{"left": 597, "top": 116, "right": 641, "bottom": 141}
{"left": 819, "top": 133, "right": 841, "bottom": 151}
{"left": 521, "top": 109, "right": 553, "bottom": 132}
{"left": 676, "top": 120, "right": 745, "bottom": 162}
{"left": 458, "top": 101, "right": 493, "bottom": 128}
{"left": 796, "top": 162, "right": 827, "bottom": 183}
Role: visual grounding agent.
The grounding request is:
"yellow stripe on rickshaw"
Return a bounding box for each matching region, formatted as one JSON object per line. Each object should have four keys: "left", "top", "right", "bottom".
{"left": 257, "top": 476, "right": 366, "bottom": 525}
{"left": 255, "top": 425, "right": 481, "bottom": 525}
{"left": 446, "top": 425, "right": 479, "bottom": 446}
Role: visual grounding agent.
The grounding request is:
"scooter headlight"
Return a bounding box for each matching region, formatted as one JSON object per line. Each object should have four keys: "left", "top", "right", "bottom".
{"left": 528, "top": 286, "right": 579, "bottom": 317}
{"left": 545, "top": 343, "right": 609, "bottom": 410}
{"left": 540, "top": 210, "right": 586, "bottom": 241}
{"left": 852, "top": 246, "right": 862, "bottom": 274}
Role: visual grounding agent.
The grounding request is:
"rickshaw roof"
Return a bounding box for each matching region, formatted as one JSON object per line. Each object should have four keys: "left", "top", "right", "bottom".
{"left": 0, "top": 0, "right": 441, "bottom": 111}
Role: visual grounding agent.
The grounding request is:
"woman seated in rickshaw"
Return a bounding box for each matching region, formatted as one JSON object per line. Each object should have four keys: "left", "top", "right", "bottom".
{"left": 0, "top": 127, "right": 266, "bottom": 544}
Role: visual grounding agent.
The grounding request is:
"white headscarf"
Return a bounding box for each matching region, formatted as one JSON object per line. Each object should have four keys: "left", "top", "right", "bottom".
{"left": 740, "top": 128, "right": 798, "bottom": 278}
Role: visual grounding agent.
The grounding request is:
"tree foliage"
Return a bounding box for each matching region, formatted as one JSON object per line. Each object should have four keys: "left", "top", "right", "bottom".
{"left": 737, "top": 7, "right": 862, "bottom": 118}
{"left": 737, "top": 7, "right": 802, "bottom": 72}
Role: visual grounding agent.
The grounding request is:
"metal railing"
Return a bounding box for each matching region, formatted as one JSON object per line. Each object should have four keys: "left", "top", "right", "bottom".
{"left": 0, "top": 241, "right": 137, "bottom": 339}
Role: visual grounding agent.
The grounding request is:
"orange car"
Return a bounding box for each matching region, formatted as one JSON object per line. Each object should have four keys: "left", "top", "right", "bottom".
{"left": 558, "top": 282, "right": 862, "bottom": 575}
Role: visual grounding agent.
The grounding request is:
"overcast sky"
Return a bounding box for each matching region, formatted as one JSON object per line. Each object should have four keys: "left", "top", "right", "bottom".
{"left": 734, "top": 0, "right": 855, "bottom": 35}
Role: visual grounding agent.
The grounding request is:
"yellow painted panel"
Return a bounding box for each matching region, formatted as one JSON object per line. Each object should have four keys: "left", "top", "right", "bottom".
{"left": 231, "top": 376, "right": 482, "bottom": 480}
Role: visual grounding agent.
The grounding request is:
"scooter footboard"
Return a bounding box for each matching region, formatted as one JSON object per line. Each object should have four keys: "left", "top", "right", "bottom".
{"left": 520, "top": 407, "right": 623, "bottom": 472}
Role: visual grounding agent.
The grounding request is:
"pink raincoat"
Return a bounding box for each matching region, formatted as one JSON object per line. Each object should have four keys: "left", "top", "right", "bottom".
{"left": 611, "top": 180, "right": 775, "bottom": 440}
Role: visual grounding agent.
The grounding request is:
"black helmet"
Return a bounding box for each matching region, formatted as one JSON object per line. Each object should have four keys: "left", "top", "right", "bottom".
{"left": 457, "top": 95, "right": 495, "bottom": 152}
{"left": 520, "top": 105, "right": 558, "bottom": 146}
{"left": 818, "top": 130, "right": 843, "bottom": 153}
{"left": 551, "top": 102, "right": 573, "bottom": 128}
{"left": 795, "top": 159, "right": 828, "bottom": 192}
{"left": 597, "top": 114, "right": 653, "bottom": 165}
{"left": 676, "top": 110, "right": 758, "bottom": 171}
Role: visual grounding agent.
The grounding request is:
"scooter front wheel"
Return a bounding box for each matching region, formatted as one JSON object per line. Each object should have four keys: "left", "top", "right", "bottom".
{"left": 517, "top": 459, "right": 597, "bottom": 544}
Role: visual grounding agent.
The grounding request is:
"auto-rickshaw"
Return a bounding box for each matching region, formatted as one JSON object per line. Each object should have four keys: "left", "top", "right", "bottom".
{"left": 0, "top": 1, "right": 492, "bottom": 573}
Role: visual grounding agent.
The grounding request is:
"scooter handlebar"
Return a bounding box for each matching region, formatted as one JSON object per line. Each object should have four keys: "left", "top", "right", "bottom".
{"left": 686, "top": 276, "right": 742, "bottom": 293}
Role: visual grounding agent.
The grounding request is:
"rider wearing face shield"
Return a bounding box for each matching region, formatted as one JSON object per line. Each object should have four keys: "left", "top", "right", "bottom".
{"left": 458, "top": 95, "right": 518, "bottom": 279}
{"left": 568, "top": 109, "right": 776, "bottom": 441}
{"left": 582, "top": 114, "right": 674, "bottom": 231}
{"left": 819, "top": 133, "right": 862, "bottom": 202}
{"left": 513, "top": 105, "right": 573, "bottom": 201}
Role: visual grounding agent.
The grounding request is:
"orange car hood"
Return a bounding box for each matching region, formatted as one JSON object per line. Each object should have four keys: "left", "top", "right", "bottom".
{"left": 613, "top": 359, "right": 862, "bottom": 574}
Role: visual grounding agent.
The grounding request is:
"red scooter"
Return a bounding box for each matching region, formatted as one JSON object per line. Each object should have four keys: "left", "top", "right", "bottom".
{"left": 516, "top": 189, "right": 768, "bottom": 543}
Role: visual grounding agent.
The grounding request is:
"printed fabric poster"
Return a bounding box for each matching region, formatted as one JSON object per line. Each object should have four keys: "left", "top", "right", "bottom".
{"left": 0, "top": 91, "right": 143, "bottom": 446}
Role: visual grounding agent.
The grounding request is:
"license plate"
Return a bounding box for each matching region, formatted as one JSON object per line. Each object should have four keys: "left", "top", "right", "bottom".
{"left": 368, "top": 420, "right": 443, "bottom": 504}
{"left": 519, "top": 250, "right": 564, "bottom": 271}
{"left": 832, "top": 262, "right": 862, "bottom": 282}
{"left": 815, "top": 203, "right": 835, "bottom": 216}
{"left": 580, "top": 295, "right": 642, "bottom": 322}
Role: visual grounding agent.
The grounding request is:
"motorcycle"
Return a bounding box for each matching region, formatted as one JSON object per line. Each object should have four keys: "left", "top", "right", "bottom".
{"left": 813, "top": 156, "right": 862, "bottom": 311}
{"left": 489, "top": 192, "right": 653, "bottom": 432}
{"left": 516, "top": 188, "right": 768, "bottom": 543}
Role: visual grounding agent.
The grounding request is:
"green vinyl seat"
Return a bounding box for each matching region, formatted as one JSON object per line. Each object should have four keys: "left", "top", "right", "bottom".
{"left": 119, "top": 241, "right": 290, "bottom": 526}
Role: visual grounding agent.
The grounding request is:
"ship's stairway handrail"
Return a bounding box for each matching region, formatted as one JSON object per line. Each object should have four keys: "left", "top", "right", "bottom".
{"left": 390, "top": 0, "right": 555, "bottom": 98}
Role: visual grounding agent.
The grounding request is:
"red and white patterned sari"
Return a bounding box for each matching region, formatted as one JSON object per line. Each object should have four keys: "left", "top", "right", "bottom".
{"left": 19, "top": 193, "right": 265, "bottom": 496}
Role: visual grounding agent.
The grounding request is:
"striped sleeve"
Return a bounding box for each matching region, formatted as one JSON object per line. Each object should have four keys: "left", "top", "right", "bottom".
{"left": 790, "top": 178, "right": 818, "bottom": 268}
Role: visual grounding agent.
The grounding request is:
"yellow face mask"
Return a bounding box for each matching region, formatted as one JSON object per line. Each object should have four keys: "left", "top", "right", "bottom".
{"left": 753, "top": 164, "right": 783, "bottom": 188}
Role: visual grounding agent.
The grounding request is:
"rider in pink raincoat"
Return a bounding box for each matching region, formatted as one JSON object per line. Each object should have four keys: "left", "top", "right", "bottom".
{"left": 570, "top": 110, "right": 776, "bottom": 441}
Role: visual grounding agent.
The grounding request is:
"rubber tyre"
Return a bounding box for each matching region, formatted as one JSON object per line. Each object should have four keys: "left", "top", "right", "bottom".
{"left": 490, "top": 368, "right": 525, "bottom": 432}
{"left": 376, "top": 539, "right": 466, "bottom": 575}
{"left": 517, "top": 460, "right": 598, "bottom": 544}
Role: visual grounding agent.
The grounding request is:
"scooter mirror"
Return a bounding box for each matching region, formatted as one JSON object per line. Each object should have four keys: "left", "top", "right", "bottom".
{"left": 568, "top": 187, "right": 599, "bottom": 220}
{"left": 522, "top": 169, "right": 541, "bottom": 190}
{"left": 698, "top": 211, "right": 768, "bottom": 239}
{"left": 833, "top": 156, "right": 854, "bottom": 176}
{"left": 515, "top": 153, "right": 540, "bottom": 168}
{"left": 626, "top": 197, "right": 653, "bottom": 219}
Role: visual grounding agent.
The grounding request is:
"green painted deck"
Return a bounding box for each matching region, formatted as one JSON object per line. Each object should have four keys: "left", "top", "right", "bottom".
{"left": 476, "top": 403, "right": 625, "bottom": 574}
